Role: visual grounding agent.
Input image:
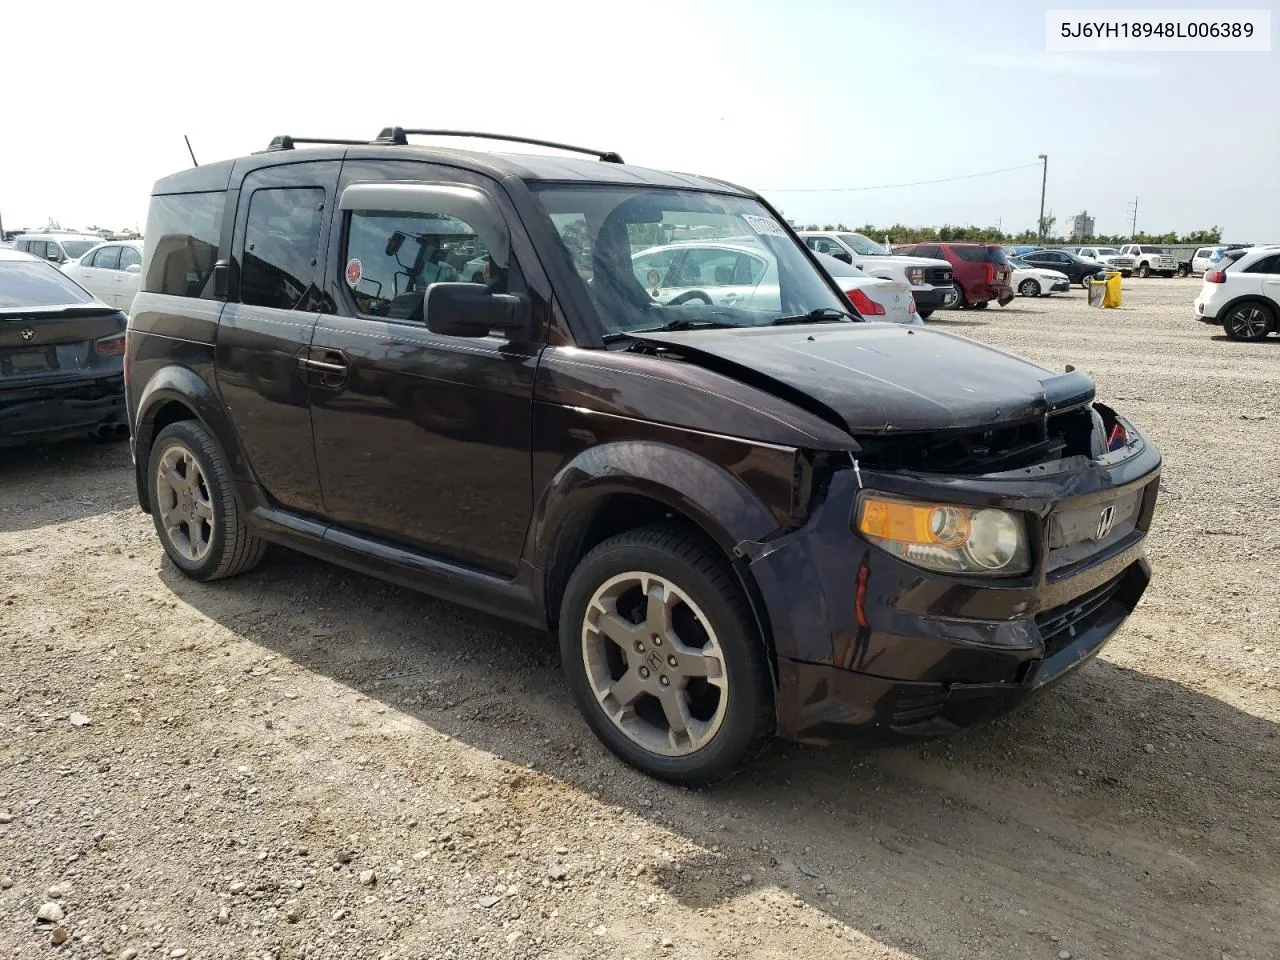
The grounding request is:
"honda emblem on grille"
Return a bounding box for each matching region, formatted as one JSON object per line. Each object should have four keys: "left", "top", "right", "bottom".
{"left": 1095, "top": 505, "right": 1117, "bottom": 540}
{"left": 20, "top": 327, "right": 35, "bottom": 342}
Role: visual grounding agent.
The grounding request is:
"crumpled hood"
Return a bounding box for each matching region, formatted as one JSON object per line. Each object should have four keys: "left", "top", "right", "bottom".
{"left": 633, "top": 323, "right": 1093, "bottom": 434}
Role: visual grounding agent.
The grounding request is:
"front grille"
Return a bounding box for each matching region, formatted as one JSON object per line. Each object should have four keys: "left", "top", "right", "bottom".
{"left": 854, "top": 405, "right": 1095, "bottom": 474}
{"left": 925, "top": 267, "right": 953, "bottom": 285}
{"left": 1035, "top": 575, "right": 1125, "bottom": 657}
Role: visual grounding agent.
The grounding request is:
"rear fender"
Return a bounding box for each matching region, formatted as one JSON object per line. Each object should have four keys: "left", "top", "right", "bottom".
{"left": 132, "top": 365, "right": 245, "bottom": 510}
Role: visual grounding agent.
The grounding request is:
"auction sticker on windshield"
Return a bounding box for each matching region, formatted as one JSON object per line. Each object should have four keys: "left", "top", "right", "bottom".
{"left": 743, "top": 214, "right": 787, "bottom": 238}
{"left": 345, "top": 258, "right": 362, "bottom": 287}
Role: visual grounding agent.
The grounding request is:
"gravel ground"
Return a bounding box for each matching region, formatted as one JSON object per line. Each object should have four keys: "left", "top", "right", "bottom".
{"left": 2, "top": 277, "right": 1277, "bottom": 960}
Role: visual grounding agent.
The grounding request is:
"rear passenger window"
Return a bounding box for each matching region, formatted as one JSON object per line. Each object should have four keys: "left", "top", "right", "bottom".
{"left": 143, "top": 191, "right": 225, "bottom": 297}
{"left": 1244, "top": 254, "right": 1280, "bottom": 274}
{"left": 119, "top": 245, "right": 141, "bottom": 270}
{"left": 95, "top": 246, "right": 121, "bottom": 270}
{"left": 240, "top": 187, "right": 325, "bottom": 310}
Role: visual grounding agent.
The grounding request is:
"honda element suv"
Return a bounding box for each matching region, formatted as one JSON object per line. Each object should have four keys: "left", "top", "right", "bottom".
{"left": 127, "top": 128, "right": 1161, "bottom": 784}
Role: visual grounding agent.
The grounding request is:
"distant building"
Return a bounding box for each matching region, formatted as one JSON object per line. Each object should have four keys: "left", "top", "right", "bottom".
{"left": 1064, "top": 211, "right": 1095, "bottom": 240}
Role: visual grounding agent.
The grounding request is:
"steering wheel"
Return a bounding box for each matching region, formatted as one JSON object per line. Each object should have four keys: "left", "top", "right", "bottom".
{"left": 666, "top": 291, "right": 712, "bottom": 306}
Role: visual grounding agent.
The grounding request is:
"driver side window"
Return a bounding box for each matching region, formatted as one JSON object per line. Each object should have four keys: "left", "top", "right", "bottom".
{"left": 343, "top": 210, "right": 506, "bottom": 322}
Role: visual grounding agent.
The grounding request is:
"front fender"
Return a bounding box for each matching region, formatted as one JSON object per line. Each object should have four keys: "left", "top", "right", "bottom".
{"left": 530, "top": 440, "right": 787, "bottom": 566}
{"left": 132, "top": 365, "right": 243, "bottom": 510}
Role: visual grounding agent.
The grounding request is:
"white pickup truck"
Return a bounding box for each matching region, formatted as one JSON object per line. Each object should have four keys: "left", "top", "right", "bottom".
{"left": 1075, "top": 245, "right": 1135, "bottom": 277}
{"left": 797, "top": 231, "right": 957, "bottom": 318}
{"left": 1119, "top": 244, "right": 1178, "bottom": 278}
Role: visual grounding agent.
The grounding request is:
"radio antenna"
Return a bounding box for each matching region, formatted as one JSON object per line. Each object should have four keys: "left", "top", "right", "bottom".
{"left": 184, "top": 135, "right": 199, "bottom": 168}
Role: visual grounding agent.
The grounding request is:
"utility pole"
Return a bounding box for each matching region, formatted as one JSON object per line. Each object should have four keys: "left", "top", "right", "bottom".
{"left": 1037, "top": 154, "right": 1048, "bottom": 244}
{"left": 1127, "top": 197, "right": 1139, "bottom": 239}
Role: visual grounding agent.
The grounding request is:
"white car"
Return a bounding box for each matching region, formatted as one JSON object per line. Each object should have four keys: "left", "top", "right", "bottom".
{"left": 631, "top": 241, "right": 782, "bottom": 311}
{"left": 813, "top": 252, "right": 921, "bottom": 324}
{"left": 61, "top": 240, "right": 144, "bottom": 312}
{"left": 1189, "top": 245, "right": 1229, "bottom": 276}
{"left": 796, "top": 231, "right": 956, "bottom": 318}
{"left": 629, "top": 242, "right": 921, "bottom": 325}
{"left": 11, "top": 232, "right": 103, "bottom": 267}
{"left": 1193, "top": 246, "right": 1280, "bottom": 341}
{"left": 1075, "top": 246, "right": 1135, "bottom": 276}
{"left": 1008, "top": 256, "right": 1071, "bottom": 297}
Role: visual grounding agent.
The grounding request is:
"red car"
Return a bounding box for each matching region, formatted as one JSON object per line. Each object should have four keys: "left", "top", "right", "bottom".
{"left": 895, "top": 241, "right": 1014, "bottom": 309}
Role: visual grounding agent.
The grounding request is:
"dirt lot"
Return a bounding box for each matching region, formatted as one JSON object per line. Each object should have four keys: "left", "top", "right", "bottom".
{"left": 2, "top": 277, "right": 1277, "bottom": 960}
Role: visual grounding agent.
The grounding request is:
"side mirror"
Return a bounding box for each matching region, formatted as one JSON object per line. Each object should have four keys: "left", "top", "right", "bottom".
{"left": 125, "top": 263, "right": 142, "bottom": 274}
{"left": 425, "top": 283, "right": 531, "bottom": 339}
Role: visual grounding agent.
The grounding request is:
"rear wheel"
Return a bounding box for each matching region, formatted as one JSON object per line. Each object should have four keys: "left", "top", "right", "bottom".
{"left": 559, "top": 526, "right": 775, "bottom": 786}
{"left": 971, "top": 300, "right": 989, "bottom": 310}
{"left": 147, "top": 420, "right": 266, "bottom": 581}
{"left": 1223, "top": 302, "right": 1276, "bottom": 342}
{"left": 1018, "top": 279, "right": 1041, "bottom": 297}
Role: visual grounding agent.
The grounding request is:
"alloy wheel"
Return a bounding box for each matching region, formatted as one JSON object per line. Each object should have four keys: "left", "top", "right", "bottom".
{"left": 155, "top": 444, "right": 214, "bottom": 563}
{"left": 1228, "top": 306, "right": 1270, "bottom": 340}
{"left": 581, "top": 571, "right": 728, "bottom": 757}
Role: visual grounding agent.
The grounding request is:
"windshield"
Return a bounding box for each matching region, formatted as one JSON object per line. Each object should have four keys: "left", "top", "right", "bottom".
{"left": 838, "top": 233, "right": 889, "bottom": 256}
{"left": 532, "top": 186, "right": 850, "bottom": 336}
{"left": 0, "top": 259, "right": 95, "bottom": 306}
{"left": 61, "top": 240, "right": 99, "bottom": 259}
{"left": 1095, "top": 247, "right": 1119, "bottom": 255}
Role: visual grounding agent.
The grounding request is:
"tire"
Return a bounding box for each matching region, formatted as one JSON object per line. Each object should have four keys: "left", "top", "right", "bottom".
{"left": 1178, "top": 265, "right": 1190, "bottom": 278}
{"left": 1137, "top": 263, "right": 1150, "bottom": 278}
{"left": 1018, "top": 279, "right": 1041, "bottom": 297}
{"left": 559, "top": 525, "right": 775, "bottom": 786}
{"left": 971, "top": 300, "right": 989, "bottom": 310}
{"left": 1222, "top": 302, "right": 1276, "bottom": 342}
{"left": 918, "top": 309, "right": 933, "bottom": 320}
{"left": 147, "top": 420, "right": 267, "bottom": 581}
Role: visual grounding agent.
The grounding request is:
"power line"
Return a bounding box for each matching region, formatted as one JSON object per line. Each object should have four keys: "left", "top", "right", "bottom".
{"left": 761, "top": 161, "right": 1043, "bottom": 194}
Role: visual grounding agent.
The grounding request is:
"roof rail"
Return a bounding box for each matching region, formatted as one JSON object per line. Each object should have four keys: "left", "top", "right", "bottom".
{"left": 375, "top": 127, "right": 624, "bottom": 164}
{"left": 262, "top": 135, "right": 377, "bottom": 153}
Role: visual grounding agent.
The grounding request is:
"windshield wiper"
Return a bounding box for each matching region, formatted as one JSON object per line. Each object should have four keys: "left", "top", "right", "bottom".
{"left": 631, "top": 318, "right": 742, "bottom": 334}
{"left": 770, "top": 308, "right": 853, "bottom": 326}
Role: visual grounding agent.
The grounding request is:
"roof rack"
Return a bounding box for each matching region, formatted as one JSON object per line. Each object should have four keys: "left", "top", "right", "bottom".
{"left": 262, "top": 135, "right": 378, "bottom": 153}
{"left": 375, "top": 127, "right": 623, "bottom": 164}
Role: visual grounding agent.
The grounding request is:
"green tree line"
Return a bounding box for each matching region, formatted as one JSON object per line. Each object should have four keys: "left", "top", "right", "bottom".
{"left": 797, "top": 223, "right": 1224, "bottom": 245}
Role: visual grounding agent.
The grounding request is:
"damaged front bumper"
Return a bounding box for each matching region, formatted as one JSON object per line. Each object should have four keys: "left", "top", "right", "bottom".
{"left": 739, "top": 427, "right": 1162, "bottom": 744}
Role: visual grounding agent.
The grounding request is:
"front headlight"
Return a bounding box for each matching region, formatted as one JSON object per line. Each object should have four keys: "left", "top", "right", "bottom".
{"left": 906, "top": 266, "right": 925, "bottom": 285}
{"left": 855, "top": 496, "right": 1031, "bottom": 576}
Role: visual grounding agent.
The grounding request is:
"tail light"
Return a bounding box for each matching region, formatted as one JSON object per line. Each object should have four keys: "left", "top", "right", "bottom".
{"left": 985, "top": 263, "right": 996, "bottom": 284}
{"left": 1205, "top": 270, "right": 1226, "bottom": 283}
{"left": 847, "top": 288, "right": 884, "bottom": 316}
{"left": 95, "top": 332, "right": 126, "bottom": 357}
{"left": 907, "top": 294, "right": 917, "bottom": 315}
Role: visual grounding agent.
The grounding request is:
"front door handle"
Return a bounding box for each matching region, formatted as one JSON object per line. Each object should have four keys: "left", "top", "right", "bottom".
{"left": 298, "top": 349, "right": 349, "bottom": 389}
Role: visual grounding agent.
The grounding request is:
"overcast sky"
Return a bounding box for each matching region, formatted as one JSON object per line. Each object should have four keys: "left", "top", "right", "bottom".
{"left": 2, "top": 0, "right": 1276, "bottom": 239}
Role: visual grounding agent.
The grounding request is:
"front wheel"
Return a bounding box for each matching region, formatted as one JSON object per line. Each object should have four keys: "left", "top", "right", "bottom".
{"left": 1223, "top": 302, "right": 1276, "bottom": 342}
{"left": 1177, "top": 265, "right": 1190, "bottom": 278}
{"left": 147, "top": 420, "right": 267, "bottom": 580}
{"left": 559, "top": 526, "right": 775, "bottom": 786}
{"left": 917, "top": 309, "right": 934, "bottom": 320}
{"left": 1018, "top": 279, "right": 1041, "bottom": 297}
{"left": 1137, "top": 263, "right": 1150, "bottom": 278}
